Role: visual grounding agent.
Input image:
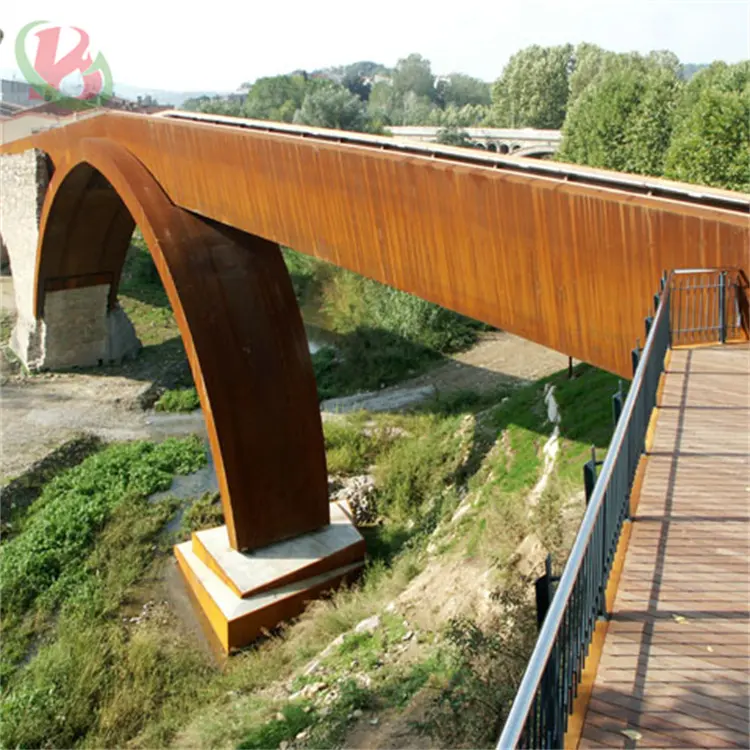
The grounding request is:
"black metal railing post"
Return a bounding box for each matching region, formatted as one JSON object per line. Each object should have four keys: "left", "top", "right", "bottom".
{"left": 719, "top": 270, "right": 727, "bottom": 344}
{"left": 612, "top": 380, "right": 624, "bottom": 425}
{"left": 535, "top": 555, "right": 554, "bottom": 630}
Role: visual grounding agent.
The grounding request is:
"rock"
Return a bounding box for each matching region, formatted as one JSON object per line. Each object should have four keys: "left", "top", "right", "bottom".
{"left": 352, "top": 709, "right": 364, "bottom": 719}
{"left": 509, "top": 533, "right": 549, "bottom": 580}
{"left": 303, "top": 682, "right": 326, "bottom": 698}
{"left": 303, "top": 659, "right": 321, "bottom": 677}
{"left": 279, "top": 742, "right": 290, "bottom": 750}
{"left": 295, "top": 729, "right": 310, "bottom": 741}
{"left": 354, "top": 614, "right": 381, "bottom": 634}
{"left": 402, "top": 630, "right": 414, "bottom": 641}
{"left": 370, "top": 717, "right": 380, "bottom": 725}
{"left": 320, "top": 633, "right": 346, "bottom": 658}
{"left": 356, "top": 673, "right": 372, "bottom": 688}
{"left": 385, "top": 601, "right": 397, "bottom": 613}
{"left": 333, "top": 475, "right": 377, "bottom": 525}
{"left": 275, "top": 712, "right": 285, "bottom": 721}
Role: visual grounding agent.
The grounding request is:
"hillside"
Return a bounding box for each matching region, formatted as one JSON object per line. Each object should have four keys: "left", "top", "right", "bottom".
{"left": 0, "top": 352, "right": 619, "bottom": 747}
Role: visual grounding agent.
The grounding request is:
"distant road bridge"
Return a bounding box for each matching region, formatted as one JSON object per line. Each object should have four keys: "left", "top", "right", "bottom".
{"left": 388, "top": 125, "right": 562, "bottom": 157}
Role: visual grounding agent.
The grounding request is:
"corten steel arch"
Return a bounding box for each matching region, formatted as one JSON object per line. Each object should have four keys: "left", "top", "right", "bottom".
{"left": 33, "top": 137, "right": 328, "bottom": 552}
{"left": 2, "top": 112, "right": 748, "bottom": 555}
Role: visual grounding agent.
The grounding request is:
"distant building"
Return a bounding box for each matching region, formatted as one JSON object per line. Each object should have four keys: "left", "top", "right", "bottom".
{"left": 1, "top": 78, "right": 35, "bottom": 107}
{"left": 0, "top": 97, "right": 169, "bottom": 145}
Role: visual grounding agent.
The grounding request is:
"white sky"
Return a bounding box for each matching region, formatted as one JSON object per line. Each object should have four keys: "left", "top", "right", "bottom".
{"left": 1, "top": 0, "right": 748, "bottom": 92}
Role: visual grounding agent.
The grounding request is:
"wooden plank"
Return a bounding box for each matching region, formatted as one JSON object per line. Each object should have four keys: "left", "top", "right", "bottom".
{"left": 580, "top": 344, "right": 750, "bottom": 748}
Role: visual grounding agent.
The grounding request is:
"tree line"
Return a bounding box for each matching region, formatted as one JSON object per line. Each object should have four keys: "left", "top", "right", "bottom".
{"left": 182, "top": 45, "right": 749, "bottom": 192}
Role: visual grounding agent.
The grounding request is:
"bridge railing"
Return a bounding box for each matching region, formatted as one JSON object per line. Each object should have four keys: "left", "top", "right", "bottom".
{"left": 496, "top": 273, "right": 672, "bottom": 749}
{"left": 669, "top": 267, "right": 749, "bottom": 347}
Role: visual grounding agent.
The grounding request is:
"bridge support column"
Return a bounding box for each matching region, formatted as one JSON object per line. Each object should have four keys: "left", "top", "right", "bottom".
{"left": 12, "top": 139, "right": 366, "bottom": 654}
{"left": 0, "top": 150, "right": 141, "bottom": 370}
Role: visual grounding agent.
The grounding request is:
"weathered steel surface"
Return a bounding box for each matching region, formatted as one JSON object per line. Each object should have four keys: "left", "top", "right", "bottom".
{"left": 1, "top": 112, "right": 747, "bottom": 552}
{"left": 30, "top": 137, "right": 328, "bottom": 551}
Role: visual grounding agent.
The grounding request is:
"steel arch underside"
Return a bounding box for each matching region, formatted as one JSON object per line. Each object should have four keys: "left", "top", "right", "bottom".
{"left": 2, "top": 112, "right": 748, "bottom": 552}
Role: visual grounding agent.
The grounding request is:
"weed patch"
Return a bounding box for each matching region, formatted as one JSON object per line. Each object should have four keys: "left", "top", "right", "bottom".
{"left": 155, "top": 387, "right": 201, "bottom": 413}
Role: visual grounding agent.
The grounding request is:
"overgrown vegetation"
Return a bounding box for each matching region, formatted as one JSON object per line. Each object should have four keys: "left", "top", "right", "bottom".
{"left": 300, "top": 253, "right": 485, "bottom": 399}
{"left": 0, "top": 361, "right": 620, "bottom": 748}
{"left": 119, "top": 237, "right": 483, "bottom": 405}
{"left": 155, "top": 387, "right": 201, "bottom": 413}
{"left": 0, "top": 436, "right": 207, "bottom": 748}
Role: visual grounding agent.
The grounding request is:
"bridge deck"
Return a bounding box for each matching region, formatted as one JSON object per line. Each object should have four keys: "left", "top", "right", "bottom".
{"left": 579, "top": 344, "right": 750, "bottom": 749}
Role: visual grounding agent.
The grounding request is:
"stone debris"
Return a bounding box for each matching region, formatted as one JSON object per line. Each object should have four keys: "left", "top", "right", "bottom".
{"left": 303, "top": 659, "right": 321, "bottom": 677}
{"left": 319, "top": 633, "right": 346, "bottom": 659}
{"left": 355, "top": 673, "right": 372, "bottom": 688}
{"left": 289, "top": 681, "right": 326, "bottom": 701}
{"left": 527, "top": 384, "right": 561, "bottom": 510}
{"left": 332, "top": 474, "right": 377, "bottom": 525}
{"left": 354, "top": 614, "right": 381, "bottom": 634}
{"left": 509, "top": 533, "right": 549, "bottom": 581}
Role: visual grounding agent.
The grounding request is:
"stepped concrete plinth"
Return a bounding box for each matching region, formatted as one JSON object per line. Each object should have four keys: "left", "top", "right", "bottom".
{"left": 175, "top": 502, "right": 366, "bottom": 652}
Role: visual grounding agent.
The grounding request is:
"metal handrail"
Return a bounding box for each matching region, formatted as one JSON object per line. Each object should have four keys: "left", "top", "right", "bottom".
{"left": 497, "top": 273, "right": 673, "bottom": 749}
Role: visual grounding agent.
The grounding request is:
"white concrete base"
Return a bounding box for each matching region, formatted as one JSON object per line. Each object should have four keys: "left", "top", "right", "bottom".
{"left": 176, "top": 504, "right": 366, "bottom": 652}
{"left": 176, "top": 542, "right": 363, "bottom": 653}
{"left": 192, "top": 501, "right": 365, "bottom": 597}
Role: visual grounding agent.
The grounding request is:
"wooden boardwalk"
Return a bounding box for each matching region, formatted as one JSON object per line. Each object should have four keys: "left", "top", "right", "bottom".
{"left": 580, "top": 344, "right": 750, "bottom": 749}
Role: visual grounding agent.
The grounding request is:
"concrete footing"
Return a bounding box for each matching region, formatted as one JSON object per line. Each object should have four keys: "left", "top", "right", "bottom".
{"left": 175, "top": 502, "right": 366, "bottom": 652}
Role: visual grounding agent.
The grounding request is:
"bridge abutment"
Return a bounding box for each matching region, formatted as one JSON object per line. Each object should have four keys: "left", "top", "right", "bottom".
{"left": 0, "top": 150, "right": 140, "bottom": 370}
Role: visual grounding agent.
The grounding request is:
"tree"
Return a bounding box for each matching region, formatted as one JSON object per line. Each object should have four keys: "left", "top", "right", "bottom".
{"left": 435, "top": 126, "right": 474, "bottom": 147}
{"left": 427, "top": 104, "right": 489, "bottom": 128}
{"left": 436, "top": 73, "right": 491, "bottom": 108}
{"left": 568, "top": 43, "right": 617, "bottom": 106}
{"left": 392, "top": 53, "right": 436, "bottom": 101}
{"left": 294, "top": 84, "right": 371, "bottom": 131}
{"left": 559, "top": 56, "right": 682, "bottom": 176}
{"left": 243, "top": 75, "right": 320, "bottom": 122}
{"left": 664, "top": 62, "right": 750, "bottom": 192}
{"left": 491, "top": 44, "right": 573, "bottom": 128}
{"left": 367, "top": 80, "right": 401, "bottom": 125}
{"left": 339, "top": 61, "right": 387, "bottom": 101}
{"left": 135, "top": 94, "right": 160, "bottom": 108}
{"left": 400, "top": 91, "right": 438, "bottom": 125}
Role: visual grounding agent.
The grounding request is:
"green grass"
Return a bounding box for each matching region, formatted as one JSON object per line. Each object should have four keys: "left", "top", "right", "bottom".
{"left": 309, "top": 263, "right": 486, "bottom": 399}
{"left": 154, "top": 387, "right": 201, "bottom": 413}
{"left": 179, "top": 491, "right": 224, "bottom": 534}
{"left": 0, "top": 437, "right": 206, "bottom": 699}
{"left": 323, "top": 416, "right": 395, "bottom": 475}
